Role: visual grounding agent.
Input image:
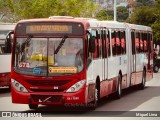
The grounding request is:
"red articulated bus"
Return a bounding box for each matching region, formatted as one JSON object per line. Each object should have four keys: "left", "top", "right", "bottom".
{"left": 10, "top": 16, "right": 153, "bottom": 109}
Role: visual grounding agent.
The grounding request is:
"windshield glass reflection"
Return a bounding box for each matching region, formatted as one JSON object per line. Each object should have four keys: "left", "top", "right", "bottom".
{"left": 14, "top": 37, "right": 84, "bottom": 76}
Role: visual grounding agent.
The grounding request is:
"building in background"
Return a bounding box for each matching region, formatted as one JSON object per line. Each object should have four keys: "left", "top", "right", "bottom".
{"left": 92, "top": 0, "right": 136, "bottom": 17}
{"left": 92, "top": 0, "right": 129, "bottom": 9}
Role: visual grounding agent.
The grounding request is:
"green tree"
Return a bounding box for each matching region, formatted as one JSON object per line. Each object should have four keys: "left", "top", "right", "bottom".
{"left": 96, "top": 9, "right": 113, "bottom": 20}
{"left": 16, "top": 0, "right": 62, "bottom": 19}
{"left": 151, "top": 0, "right": 160, "bottom": 43}
{"left": 96, "top": 6, "right": 128, "bottom": 21}
{"left": 0, "top": 0, "right": 98, "bottom": 22}
{"left": 136, "top": 0, "right": 154, "bottom": 7}
{"left": 127, "top": 0, "right": 160, "bottom": 44}
{"left": 58, "top": 0, "right": 98, "bottom": 17}
{"left": 0, "top": 0, "right": 16, "bottom": 22}
{"left": 117, "top": 6, "right": 129, "bottom": 22}
{"left": 126, "top": 6, "right": 156, "bottom": 26}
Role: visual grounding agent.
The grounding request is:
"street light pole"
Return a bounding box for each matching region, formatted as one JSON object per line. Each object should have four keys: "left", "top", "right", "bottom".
{"left": 114, "top": 0, "right": 117, "bottom": 21}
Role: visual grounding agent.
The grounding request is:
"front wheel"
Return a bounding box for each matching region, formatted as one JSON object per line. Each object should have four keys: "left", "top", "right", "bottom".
{"left": 89, "top": 84, "right": 99, "bottom": 110}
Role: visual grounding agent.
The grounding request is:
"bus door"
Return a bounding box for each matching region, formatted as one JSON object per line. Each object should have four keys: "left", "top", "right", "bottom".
{"left": 101, "top": 29, "right": 109, "bottom": 82}
{"left": 131, "top": 30, "right": 136, "bottom": 85}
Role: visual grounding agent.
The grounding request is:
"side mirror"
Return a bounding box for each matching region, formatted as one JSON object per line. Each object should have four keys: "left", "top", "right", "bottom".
{"left": 5, "top": 31, "right": 14, "bottom": 53}
{"left": 89, "top": 36, "right": 95, "bottom": 53}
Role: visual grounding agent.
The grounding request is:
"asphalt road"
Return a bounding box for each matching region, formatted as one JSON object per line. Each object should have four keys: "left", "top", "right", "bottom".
{"left": 0, "top": 72, "right": 160, "bottom": 119}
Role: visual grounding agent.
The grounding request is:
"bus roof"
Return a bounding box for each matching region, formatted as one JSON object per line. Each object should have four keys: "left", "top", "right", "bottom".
{"left": 99, "top": 21, "right": 126, "bottom": 29}
{"left": 126, "top": 23, "right": 152, "bottom": 32}
{"left": 16, "top": 18, "right": 92, "bottom": 30}
{"left": 0, "top": 23, "right": 16, "bottom": 31}
{"left": 16, "top": 16, "right": 152, "bottom": 32}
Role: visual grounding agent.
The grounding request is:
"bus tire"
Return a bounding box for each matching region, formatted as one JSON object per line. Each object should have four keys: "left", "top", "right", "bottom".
{"left": 153, "top": 65, "right": 159, "bottom": 73}
{"left": 139, "top": 70, "right": 146, "bottom": 90}
{"left": 29, "top": 104, "right": 38, "bottom": 109}
{"left": 91, "top": 84, "right": 98, "bottom": 109}
{"left": 114, "top": 75, "right": 122, "bottom": 99}
{"left": 90, "top": 83, "right": 99, "bottom": 110}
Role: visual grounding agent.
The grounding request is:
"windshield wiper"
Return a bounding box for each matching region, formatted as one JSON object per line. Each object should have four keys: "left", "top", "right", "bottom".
{"left": 16, "top": 35, "right": 32, "bottom": 55}
{"left": 54, "top": 35, "right": 68, "bottom": 54}
{"left": 20, "top": 35, "right": 32, "bottom": 53}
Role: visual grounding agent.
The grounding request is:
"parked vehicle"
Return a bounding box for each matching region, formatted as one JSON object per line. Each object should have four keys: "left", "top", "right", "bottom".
{"left": 153, "top": 57, "right": 160, "bottom": 73}
{"left": 0, "top": 23, "right": 15, "bottom": 88}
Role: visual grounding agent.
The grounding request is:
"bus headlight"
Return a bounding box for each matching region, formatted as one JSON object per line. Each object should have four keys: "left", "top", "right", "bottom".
{"left": 11, "top": 79, "right": 28, "bottom": 92}
{"left": 66, "top": 80, "right": 85, "bottom": 93}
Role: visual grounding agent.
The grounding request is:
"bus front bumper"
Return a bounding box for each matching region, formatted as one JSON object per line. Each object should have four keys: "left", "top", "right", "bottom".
{"left": 11, "top": 85, "right": 86, "bottom": 106}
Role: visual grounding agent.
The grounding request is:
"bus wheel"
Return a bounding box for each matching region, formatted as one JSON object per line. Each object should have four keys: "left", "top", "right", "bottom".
{"left": 90, "top": 84, "right": 99, "bottom": 110}
{"left": 114, "top": 75, "right": 122, "bottom": 99}
{"left": 153, "top": 65, "right": 159, "bottom": 73}
{"left": 29, "top": 104, "right": 38, "bottom": 109}
{"left": 94, "top": 85, "right": 98, "bottom": 107}
{"left": 139, "top": 70, "right": 146, "bottom": 90}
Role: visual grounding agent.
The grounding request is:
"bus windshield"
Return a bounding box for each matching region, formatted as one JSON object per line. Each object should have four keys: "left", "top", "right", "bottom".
{"left": 13, "top": 37, "right": 84, "bottom": 76}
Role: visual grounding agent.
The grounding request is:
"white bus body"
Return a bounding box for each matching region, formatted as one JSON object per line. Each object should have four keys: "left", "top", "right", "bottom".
{"left": 86, "top": 20, "right": 153, "bottom": 102}
{"left": 0, "top": 23, "right": 15, "bottom": 87}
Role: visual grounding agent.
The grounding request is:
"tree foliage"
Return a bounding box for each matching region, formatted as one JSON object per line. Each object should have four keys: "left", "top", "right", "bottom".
{"left": 0, "top": 0, "right": 160, "bottom": 43}
{"left": 96, "top": 6, "right": 128, "bottom": 21}
{"left": 136, "top": 0, "right": 154, "bottom": 7}
{"left": 117, "top": 6, "right": 129, "bottom": 22}
{"left": 0, "top": 0, "right": 98, "bottom": 22}
{"left": 127, "top": 0, "right": 160, "bottom": 43}
{"left": 126, "top": 6, "right": 156, "bottom": 26}
{"left": 96, "top": 9, "right": 113, "bottom": 20}
{"left": 151, "top": 0, "right": 160, "bottom": 43}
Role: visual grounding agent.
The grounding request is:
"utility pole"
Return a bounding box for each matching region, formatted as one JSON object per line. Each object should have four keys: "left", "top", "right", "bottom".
{"left": 114, "top": 0, "right": 117, "bottom": 21}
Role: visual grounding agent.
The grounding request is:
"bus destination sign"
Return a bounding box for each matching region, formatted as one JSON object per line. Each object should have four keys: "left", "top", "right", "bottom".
{"left": 16, "top": 22, "right": 84, "bottom": 35}
{"left": 26, "top": 25, "right": 72, "bottom": 34}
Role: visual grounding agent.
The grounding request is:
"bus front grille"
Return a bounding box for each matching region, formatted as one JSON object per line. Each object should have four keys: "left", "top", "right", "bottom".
{"left": 30, "top": 88, "right": 65, "bottom": 92}
{"left": 25, "top": 80, "right": 70, "bottom": 86}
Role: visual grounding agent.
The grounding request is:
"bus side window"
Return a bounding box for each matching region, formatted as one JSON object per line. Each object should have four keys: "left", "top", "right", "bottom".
{"left": 131, "top": 31, "right": 135, "bottom": 55}
{"left": 112, "top": 31, "right": 116, "bottom": 56}
{"left": 107, "top": 30, "right": 111, "bottom": 57}
{"left": 140, "top": 33, "right": 143, "bottom": 53}
{"left": 101, "top": 29, "right": 107, "bottom": 58}
{"left": 116, "top": 31, "right": 121, "bottom": 55}
{"left": 148, "top": 33, "right": 153, "bottom": 53}
{"left": 121, "top": 31, "right": 126, "bottom": 54}
{"left": 103, "top": 29, "right": 110, "bottom": 58}
{"left": 136, "top": 32, "right": 140, "bottom": 53}
{"left": 91, "top": 29, "right": 99, "bottom": 59}
{"left": 97, "top": 30, "right": 101, "bottom": 58}
{"left": 143, "top": 33, "right": 148, "bottom": 53}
